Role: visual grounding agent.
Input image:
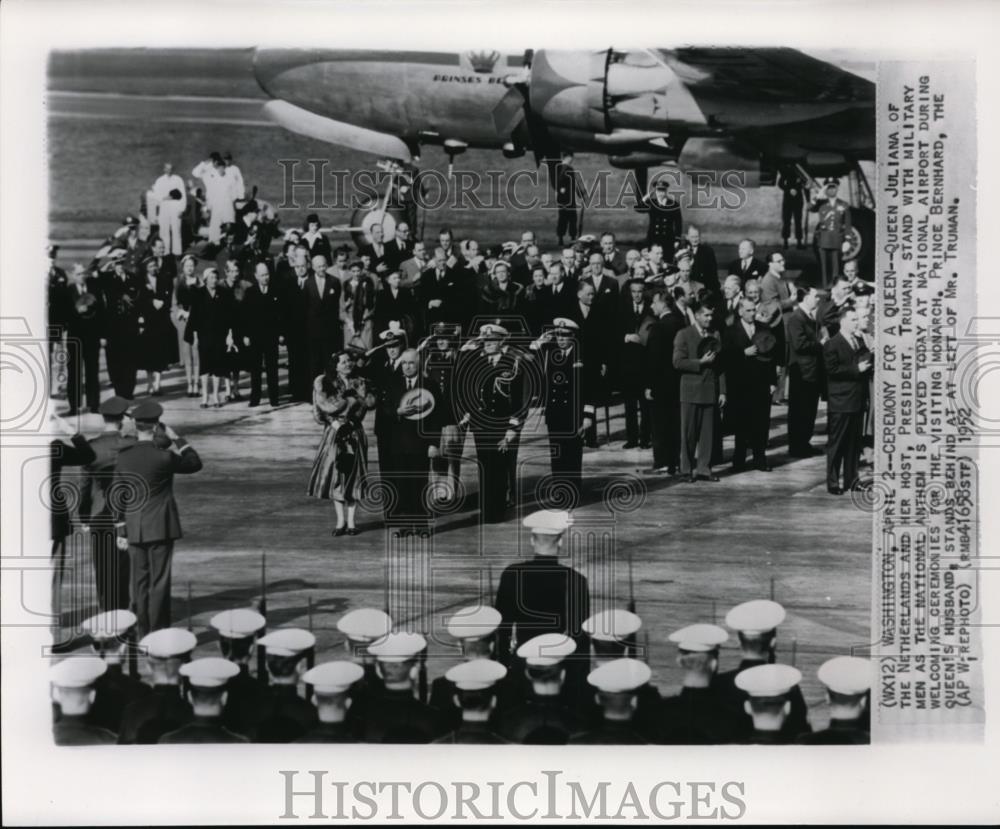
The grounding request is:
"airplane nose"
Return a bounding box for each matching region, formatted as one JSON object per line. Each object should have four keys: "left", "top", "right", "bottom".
{"left": 252, "top": 48, "right": 318, "bottom": 99}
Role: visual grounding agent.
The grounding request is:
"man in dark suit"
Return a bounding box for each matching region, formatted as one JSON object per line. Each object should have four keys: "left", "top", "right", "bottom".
{"left": 723, "top": 298, "right": 776, "bottom": 472}
{"left": 567, "top": 282, "right": 611, "bottom": 448}
{"left": 542, "top": 261, "right": 577, "bottom": 323}
{"left": 673, "top": 299, "right": 726, "bottom": 482}
{"left": 726, "top": 239, "right": 767, "bottom": 283}
{"left": 823, "top": 308, "right": 872, "bottom": 494}
{"left": 786, "top": 286, "right": 826, "bottom": 457}
{"left": 111, "top": 402, "right": 202, "bottom": 637}
{"left": 420, "top": 246, "right": 477, "bottom": 334}
{"left": 581, "top": 251, "right": 620, "bottom": 316}
{"left": 63, "top": 264, "right": 103, "bottom": 415}
{"left": 599, "top": 232, "right": 629, "bottom": 277}
{"left": 818, "top": 276, "right": 854, "bottom": 339}
{"left": 644, "top": 290, "right": 682, "bottom": 474}
{"left": 304, "top": 254, "right": 343, "bottom": 384}
{"left": 283, "top": 258, "right": 311, "bottom": 401}
{"left": 619, "top": 278, "right": 653, "bottom": 449}
{"left": 554, "top": 154, "right": 580, "bottom": 246}
{"left": 759, "top": 251, "right": 796, "bottom": 404}
{"left": 101, "top": 260, "right": 141, "bottom": 400}
{"left": 777, "top": 165, "right": 806, "bottom": 249}
{"left": 359, "top": 222, "right": 390, "bottom": 276}
{"left": 681, "top": 226, "right": 720, "bottom": 294}
{"left": 243, "top": 261, "right": 284, "bottom": 407}
{"left": 384, "top": 349, "right": 442, "bottom": 533}
{"left": 382, "top": 222, "right": 413, "bottom": 273}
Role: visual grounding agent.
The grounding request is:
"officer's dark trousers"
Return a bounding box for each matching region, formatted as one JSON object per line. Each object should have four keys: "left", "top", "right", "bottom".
{"left": 826, "top": 410, "right": 862, "bottom": 490}
{"left": 547, "top": 432, "right": 583, "bottom": 508}
{"left": 680, "top": 401, "right": 715, "bottom": 477}
{"left": 557, "top": 208, "right": 578, "bottom": 242}
{"left": 788, "top": 364, "right": 821, "bottom": 454}
{"left": 92, "top": 528, "right": 130, "bottom": 612}
{"left": 388, "top": 451, "right": 430, "bottom": 524}
{"left": 623, "top": 391, "right": 651, "bottom": 445}
{"left": 650, "top": 387, "right": 680, "bottom": 470}
{"left": 818, "top": 247, "right": 841, "bottom": 287}
{"left": 106, "top": 336, "right": 137, "bottom": 399}
{"left": 731, "top": 388, "right": 771, "bottom": 468}
{"left": 473, "top": 431, "right": 508, "bottom": 523}
{"left": 66, "top": 334, "right": 101, "bottom": 412}
{"left": 130, "top": 540, "right": 174, "bottom": 637}
{"left": 248, "top": 340, "right": 280, "bottom": 405}
{"left": 782, "top": 197, "right": 803, "bottom": 242}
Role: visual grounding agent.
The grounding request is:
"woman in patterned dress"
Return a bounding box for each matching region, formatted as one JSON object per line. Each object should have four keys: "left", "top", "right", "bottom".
{"left": 307, "top": 350, "right": 375, "bottom": 535}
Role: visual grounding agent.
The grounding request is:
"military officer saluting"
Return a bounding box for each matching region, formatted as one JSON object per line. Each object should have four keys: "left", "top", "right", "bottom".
{"left": 295, "top": 661, "right": 366, "bottom": 743}
{"left": 734, "top": 663, "right": 804, "bottom": 745}
{"left": 160, "top": 658, "right": 249, "bottom": 743}
{"left": 81, "top": 609, "right": 149, "bottom": 735}
{"left": 797, "top": 656, "right": 872, "bottom": 744}
{"left": 713, "top": 600, "right": 811, "bottom": 739}
{"left": 809, "top": 177, "right": 853, "bottom": 286}
{"left": 362, "top": 632, "right": 443, "bottom": 743}
{"left": 433, "top": 659, "right": 511, "bottom": 744}
{"left": 529, "top": 319, "right": 595, "bottom": 507}
{"left": 495, "top": 633, "right": 582, "bottom": 744}
{"left": 494, "top": 510, "right": 590, "bottom": 668}
{"left": 659, "top": 623, "right": 743, "bottom": 744}
{"left": 430, "top": 605, "right": 504, "bottom": 726}
{"left": 255, "top": 628, "right": 319, "bottom": 743}
{"left": 210, "top": 608, "right": 270, "bottom": 740}
{"left": 570, "top": 658, "right": 651, "bottom": 744}
{"left": 118, "top": 628, "right": 197, "bottom": 744}
{"left": 50, "top": 657, "right": 118, "bottom": 746}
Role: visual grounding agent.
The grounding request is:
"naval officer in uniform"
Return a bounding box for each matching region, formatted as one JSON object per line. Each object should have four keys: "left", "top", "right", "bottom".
{"left": 295, "top": 661, "right": 366, "bottom": 743}
{"left": 50, "top": 657, "right": 117, "bottom": 746}
{"left": 809, "top": 177, "right": 853, "bottom": 286}
{"left": 160, "top": 658, "right": 249, "bottom": 743}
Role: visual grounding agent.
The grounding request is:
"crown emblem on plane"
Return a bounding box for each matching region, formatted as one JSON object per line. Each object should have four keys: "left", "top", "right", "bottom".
{"left": 466, "top": 49, "right": 501, "bottom": 74}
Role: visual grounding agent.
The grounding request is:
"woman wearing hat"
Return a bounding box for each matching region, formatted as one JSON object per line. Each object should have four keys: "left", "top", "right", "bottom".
{"left": 173, "top": 254, "right": 201, "bottom": 397}
{"left": 308, "top": 351, "right": 375, "bottom": 536}
{"left": 184, "top": 267, "right": 233, "bottom": 407}
{"left": 302, "top": 214, "right": 332, "bottom": 263}
{"left": 136, "top": 258, "right": 173, "bottom": 397}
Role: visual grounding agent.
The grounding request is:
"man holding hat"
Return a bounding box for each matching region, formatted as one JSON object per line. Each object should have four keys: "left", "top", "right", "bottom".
{"left": 797, "top": 655, "right": 871, "bottom": 744}
{"left": 50, "top": 657, "right": 117, "bottom": 746}
{"left": 494, "top": 510, "right": 590, "bottom": 669}
{"left": 457, "top": 323, "right": 525, "bottom": 523}
{"left": 210, "top": 608, "right": 271, "bottom": 740}
{"left": 618, "top": 276, "right": 654, "bottom": 449}
{"left": 495, "top": 633, "right": 582, "bottom": 744}
{"left": 423, "top": 322, "right": 465, "bottom": 503}
{"left": 734, "top": 663, "right": 804, "bottom": 744}
{"left": 570, "top": 657, "right": 651, "bottom": 744}
{"left": 112, "top": 402, "right": 203, "bottom": 637}
{"left": 362, "top": 632, "right": 444, "bottom": 743}
{"left": 429, "top": 605, "right": 505, "bottom": 726}
{"left": 118, "top": 628, "right": 197, "bottom": 743}
{"left": 160, "top": 658, "right": 249, "bottom": 743}
{"left": 296, "top": 661, "right": 366, "bottom": 742}
{"left": 809, "top": 177, "right": 853, "bottom": 287}
{"left": 255, "top": 628, "right": 319, "bottom": 743}
{"left": 100, "top": 257, "right": 141, "bottom": 399}
{"left": 64, "top": 263, "right": 103, "bottom": 415}
{"left": 643, "top": 289, "right": 683, "bottom": 474}
{"left": 82, "top": 609, "right": 149, "bottom": 735}
{"left": 713, "top": 599, "right": 811, "bottom": 738}
{"left": 434, "top": 659, "right": 511, "bottom": 743}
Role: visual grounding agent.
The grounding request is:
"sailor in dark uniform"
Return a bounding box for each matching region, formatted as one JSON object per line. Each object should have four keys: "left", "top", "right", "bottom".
{"left": 81, "top": 609, "right": 149, "bottom": 736}
{"left": 295, "top": 661, "right": 366, "bottom": 743}
{"left": 637, "top": 177, "right": 683, "bottom": 255}
{"left": 734, "top": 664, "right": 804, "bottom": 745}
{"left": 433, "top": 660, "right": 511, "bottom": 744}
{"left": 659, "top": 623, "right": 743, "bottom": 744}
{"left": 797, "top": 656, "right": 871, "bottom": 745}
{"left": 495, "top": 633, "right": 582, "bottom": 744}
{"left": 255, "top": 628, "right": 319, "bottom": 743}
{"left": 361, "top": 632, "right": 444, "bottom": 743}
{"left": 335, "top": 607, "right": 393, "bottom": 734}
{"left": 457, "top": 323, "right": 525, "bottom": 523}
{"left": 117, "top": 628, "right": 196, "bottom": 744}
{"left": 712, "top": 600, "right": 811, "bottom": 740}
{"left": 159, "top": 658, "right": 249, "bottom": 743}
{"left": 50, "top": 657, "right": 117, "bottom": 746}
{"left": 210, "top": 608, "right": 270, "bottom": 740}
{"left": 529, "top": 319, "right": 595, "bottom": 507}
{"left": 569, "top": 658, "right": 651, "bottom": 744}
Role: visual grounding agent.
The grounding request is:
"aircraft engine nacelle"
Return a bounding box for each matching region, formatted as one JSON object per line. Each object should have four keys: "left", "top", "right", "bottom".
{"left": 676, "top": 137, "right": 776, "bottom": 187}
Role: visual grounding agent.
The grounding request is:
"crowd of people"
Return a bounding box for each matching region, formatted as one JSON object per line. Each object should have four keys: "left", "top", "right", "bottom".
{"left": 51, "top": 509, "right": 872, "bottom": 746}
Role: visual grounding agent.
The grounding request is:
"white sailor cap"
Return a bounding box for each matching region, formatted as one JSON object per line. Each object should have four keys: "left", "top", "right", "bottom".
{"left": 302, "top": 661, "right": 365, "bottom": 694}
{"left": 551, "top": 317, "right": 579, "bottom": 332}
{"left": 140, "top": 628, "right": 198, "bottom": 659}
{"left": 522, "top": 509, "right": 573, "bottom": 536}
{"left": 817, "top": 656, "right": 873, "bottom": 696}
{"left": 516, "top": 633, "right": 577, "bottom": 666}
{"left": 587, "top": 657, "right": 651, "bottom": 694}
{"left": 478, "top": 323, "right": 508, "bottom": 339}
{"left": 82, "top": 609, "right": 136, "bottom": 641}
{"left": 258, "top": 628, "right": 316, "bottom": 658}
{"left": 735, "top": 664, "right": 802, "bottom": 698}
{"left": 368, "top": 632, "right": 426, "bottom": 663}
{"left": 446, "top": 605, "right": 502, "bottom": 641}
{"left": 378, "top": 323, "right": 406, "bottom": 343}
{"left": 445, "top": 659, "right": 508, "bottom": 691}
{"left": 336, "top": 608, "right": 393, "bottom": 643}
{"left": 725, "top": 600, "right": 786, "bottom": 635}
{"left": 210, "top": 608, "right": 266, "bottom": 640}
{"left": 582, "top": 609, "right": 642, "bottom": 642}
{"left": 49, "top": 657, "right": 107, "bottom": 689}
{"left": 179, "top": 657, "right": 240, "bottom": 688}
{"left": 669, "top": 623, "right": 729, "bottom": 652}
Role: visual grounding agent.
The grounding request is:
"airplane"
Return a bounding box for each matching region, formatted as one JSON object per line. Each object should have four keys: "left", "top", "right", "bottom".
{"left": 252, "top": 47, "right": 876, "bottom": 266}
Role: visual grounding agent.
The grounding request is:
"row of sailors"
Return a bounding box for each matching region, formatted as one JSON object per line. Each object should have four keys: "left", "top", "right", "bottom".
{"left": 52, "top": 601, "right": 871, "bottom": 747}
